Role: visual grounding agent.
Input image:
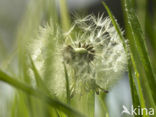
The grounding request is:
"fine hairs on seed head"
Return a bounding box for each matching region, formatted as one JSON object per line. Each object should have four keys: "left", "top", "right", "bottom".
{"left": 30, "top": 14, "right": 128, "bottom": 97}
{"left": 62, "top": 14, "right": 128, "bottom": 95}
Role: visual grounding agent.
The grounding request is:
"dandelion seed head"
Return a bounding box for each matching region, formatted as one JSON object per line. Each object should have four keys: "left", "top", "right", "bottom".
{"left": 31, "top": 14, "right": 128, "bottom": 97}
{"left": 64, "top": 14, "right": 128, "bottom": 92}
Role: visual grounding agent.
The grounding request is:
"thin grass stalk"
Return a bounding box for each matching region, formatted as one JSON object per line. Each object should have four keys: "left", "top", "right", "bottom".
{"left": 97, "top": 94, "right": 109, "bottom": 117}
{"left": 59, "top": 0, "right": 71, "bottom": 31}
{"left": 145, "top": 0, "right": 156, "bottom": 73}
{"left": 0, "top": 69, "right": 86, "bottom": 117}
{"left": 63, "top": 62, "right": 71, "bottom": 104}
{"left": 122, "top": 0, "right": 155, "bottom": 107}
{"left": 128, "top": 62, "right": 141, "bottom": 112}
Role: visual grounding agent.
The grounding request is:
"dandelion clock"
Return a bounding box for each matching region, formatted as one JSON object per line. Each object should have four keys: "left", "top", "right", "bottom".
{"left": 30, "top": 14, "right": 128, "bottom": 117}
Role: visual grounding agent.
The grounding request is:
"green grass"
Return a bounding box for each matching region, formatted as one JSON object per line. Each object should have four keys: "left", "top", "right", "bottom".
{"left": 0, "top": 0, "right": 156, "bottom": 117}
{"left": 103, "top": 0, "right": 156, "bottom": 116}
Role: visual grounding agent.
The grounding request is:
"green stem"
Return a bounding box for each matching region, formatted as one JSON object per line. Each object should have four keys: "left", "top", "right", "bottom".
{"left": 63, "top": 62, "right": 71, "bottom": 104}
{"left": 0, "top": 69, "right": 85, "bottom": 117}
{"left": 59, "top": 0, "right": 70, "bottom": 31}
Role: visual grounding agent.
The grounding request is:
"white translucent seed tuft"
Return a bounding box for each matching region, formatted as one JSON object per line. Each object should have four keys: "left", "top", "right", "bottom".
{"left": 30, "top": 14, "right": 128, "bottom": 97}
{"left": 64, "top": 14, "right": 128, "bottom": 93}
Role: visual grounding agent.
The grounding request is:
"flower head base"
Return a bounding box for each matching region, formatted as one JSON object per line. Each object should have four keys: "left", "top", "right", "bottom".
{"left": 63, "top": 42, "right": 95, "bottom": 64}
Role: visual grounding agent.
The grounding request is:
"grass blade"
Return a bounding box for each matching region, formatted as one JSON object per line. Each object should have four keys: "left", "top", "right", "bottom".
{"left": 102, "top": 2, "right": 126, "bottom": 50}
{"left": 128, "top": 63, "right": 141, "bottom": 110}
{"left": 102, "top": 2, "right": 153, "bottom": 116}
{"left": 145, "top": 0, "right": 156, "bottom": 73}
{"left": 0, "top": 69, "right": 86, "bottom": 117}
{"left": 63, "top": 62, "right": 70, "bottom": 104}
{"left": 122, "top": 0, "right": 156, "bottom": 107}
{"left": 59, "top": 0, "right": 71, "bottom": 31}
